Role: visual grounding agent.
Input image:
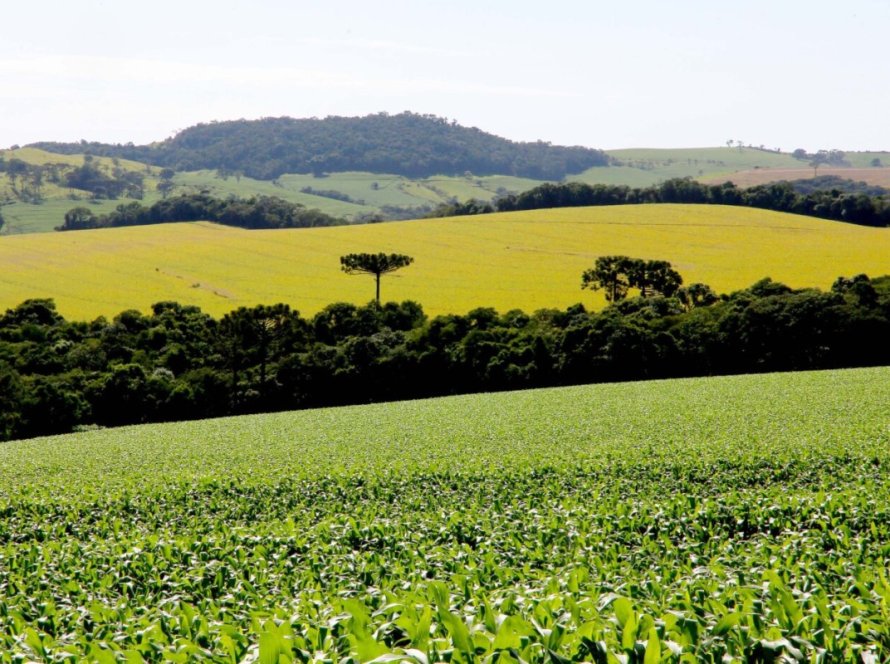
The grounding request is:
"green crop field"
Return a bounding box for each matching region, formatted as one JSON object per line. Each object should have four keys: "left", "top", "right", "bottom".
{"left": 1, "top": 366, "right": 889, "bottom": 661}
{"left": 576, "top": 147, "right": 805, "bottom": 188}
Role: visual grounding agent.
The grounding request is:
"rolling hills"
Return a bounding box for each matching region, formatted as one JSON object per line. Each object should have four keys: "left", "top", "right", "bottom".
{"left": 4, "top": 132, "right": 890, "bottom": 236}
{"left": 1, "top": 204, "right": 889, "bottom": 321}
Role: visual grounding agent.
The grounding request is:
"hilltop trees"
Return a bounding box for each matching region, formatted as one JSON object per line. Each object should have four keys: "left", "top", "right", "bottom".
{"left": 29, "top": 112, "right": 611, "bottom": 180}
{"left": 340, "top": 253, "right": 414, "bottom": 304}
{"left": 582, "top": 256, "right": 683, "bottom": 301}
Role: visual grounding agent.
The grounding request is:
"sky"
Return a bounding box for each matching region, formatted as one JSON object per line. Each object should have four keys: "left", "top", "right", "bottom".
{"left": 2, "top": 0, "right": 888, "bottom": 152}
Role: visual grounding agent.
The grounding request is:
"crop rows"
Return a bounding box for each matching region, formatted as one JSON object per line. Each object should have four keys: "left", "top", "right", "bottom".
{"left": 0, "top": 368, "right": 889, "bottom": 661}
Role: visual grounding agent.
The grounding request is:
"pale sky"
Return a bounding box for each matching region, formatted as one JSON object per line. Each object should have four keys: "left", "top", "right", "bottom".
{"left": 3, "top": 0, "right": 888, "bottom": 152}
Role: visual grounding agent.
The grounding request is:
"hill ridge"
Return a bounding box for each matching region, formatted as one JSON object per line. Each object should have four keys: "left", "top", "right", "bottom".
{"left": 27, "top": 111, "right": 611, "bottom": 180}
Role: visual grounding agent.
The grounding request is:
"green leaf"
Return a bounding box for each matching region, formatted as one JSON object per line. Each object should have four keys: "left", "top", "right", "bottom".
{"left": 260, "top": 630, "right": 283, "bottom": 664}
{"left": 613, "top": 598, "right": 634, "bottom": 630}
{"left": 644, "top": 629, "right": 660, "bottom": 664}
{"left": 712, "top": 613, "right": 742, "bottom": 636}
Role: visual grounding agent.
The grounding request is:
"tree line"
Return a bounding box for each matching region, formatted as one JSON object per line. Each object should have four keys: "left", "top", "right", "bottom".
{"left": 431, "top": 178, "right": 890, "bottom": 227}
{"left": 57, "top": 193, "right": 346, "bottom": 231}
{"left": 1, "top": 270, "right": 888, "bottom": 442}
{"left": 29, "top": 112, "right": 612, "bottom": 181}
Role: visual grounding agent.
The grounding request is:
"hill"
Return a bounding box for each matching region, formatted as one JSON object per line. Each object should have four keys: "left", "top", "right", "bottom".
{"left": 28, "top": 112, "right": 611, "bottom": 180}
{"left": 0, "top": 147, "right": 546, "bottom": 234}
{"left": 1, "top": 204, "right": 889, "bottom": 320}
{"left": 582, "top": 146, "right": 890, "bottom": 188}
{"left": 1, "top": 367, "right": 889, "bottom": 659}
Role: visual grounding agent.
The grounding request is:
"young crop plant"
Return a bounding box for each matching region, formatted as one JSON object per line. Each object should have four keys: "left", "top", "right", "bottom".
{"left": 0, "top": 367, "right": 888, "bottom": 660}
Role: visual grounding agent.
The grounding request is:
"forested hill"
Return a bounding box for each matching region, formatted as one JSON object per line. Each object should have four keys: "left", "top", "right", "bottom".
{"left": 29, "top": 112, "right": 611, "bottom": 180}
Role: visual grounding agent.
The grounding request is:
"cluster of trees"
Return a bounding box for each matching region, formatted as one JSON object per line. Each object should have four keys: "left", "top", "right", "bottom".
{"left": 474, "top": 178, "right": 890, "bottom": 227}
{"left": 64, "top": 157, "right": 145, "bottom": 199}
{"left": 2, "top": 269, "right": 889, "bottom": 442}
{"left": 57, "top": 193, "right": 345, "bottom": 231}
{"left": 1, "top": 157, "right": 58, "bottom": 203}
{"left": 791, "top": 148, "right": 850, "bottom": 169}
{"left": 1, "top": 154, "right": 146, "bottom": 203}
{"left": 29, "top": 113, "right": 611, "bottom": 180}
{"left": 581, "top": 256, "right": 685, "bottom": 301}
{"left": 789, "top": 175, "right": 888, "bottom": 197}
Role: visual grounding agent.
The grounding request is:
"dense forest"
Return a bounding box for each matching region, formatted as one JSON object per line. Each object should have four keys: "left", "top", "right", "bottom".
{"left": 29, "top": 112, "right": 611, "bottom": 180}
{"left": 2, "top": 271, "right": 889, "bottom": 441}
{"left": 431, "top": 178, "right": 890, "bottom": 227}
{"left": 57, "top": 193, "right": 345, "bottom": 231}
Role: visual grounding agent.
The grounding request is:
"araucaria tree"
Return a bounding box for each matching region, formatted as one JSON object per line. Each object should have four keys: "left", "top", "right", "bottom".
{"left": 582, "top": 256, "right": 683, "bottom": 301}
{"left": 340, "top": 253, "right": 414, "bottom": 304}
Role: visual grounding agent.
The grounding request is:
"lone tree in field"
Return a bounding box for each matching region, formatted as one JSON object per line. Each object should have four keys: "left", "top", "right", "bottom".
{"left": 340, "top": 252, "right": 414, "bottom": 304}
{"left": 582, "top": 256, "right": 683, "bottom": 302}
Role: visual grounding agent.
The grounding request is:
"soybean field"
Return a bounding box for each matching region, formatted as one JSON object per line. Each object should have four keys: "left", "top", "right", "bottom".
{"left": 1, "top": 367, "right": 889, "bottom": 661}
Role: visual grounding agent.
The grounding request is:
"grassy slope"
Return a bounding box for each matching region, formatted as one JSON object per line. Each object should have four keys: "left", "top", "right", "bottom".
{"left": 576, "top": 147, "right": 806, "bottom": 187}
{"left": 1, "top": 147, "right": 544, "bottom": 234}
{"left": 584, "top": 147, "right": 890, "bottom": 188}
{"left": 1, "top": 204, "right": 889, "bottom": 321}
{"left": 0, "top": 367, "right": 888, "bottom": 658}
{"left": 700, "top": 166, "right": 890, "bottom": 188}
{"left": 5, "top": 145, "right": 890, "bottom": 236}
{"left": 3, "top": 365, "right": 887, "bottom": 487}
{"left": 0, "top": 148, "right": 164, "bottom": 234}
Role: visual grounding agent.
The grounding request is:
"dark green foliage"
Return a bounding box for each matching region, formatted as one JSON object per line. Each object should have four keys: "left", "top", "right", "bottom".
{"left": 493, "top": 178, "right": 890, "bottom": 227}
{"left": 1, "top": 271, "right": 890, "bottom": 441}
{"left": 57, "top": 193, "right": 344, "bottom": 231}
{"left": 29, "top": 112, "right": 611, "bottom": 180}
{"left": 581, "top": 256, "right": 683, "bottom": 301}
{"left": 791, "top": 175, "right": 889, "bottom": 196}
{"left": 63, "top": 157, "right": 144, "bottom": 199}
{"left": 340, "top": 253, "right": 415, "bottom": 303}
{"left": 299, "top": 186, "right": 363, "bottom": 204}
{"left": 426, "top": 198, "right": 496, "bottom": 217}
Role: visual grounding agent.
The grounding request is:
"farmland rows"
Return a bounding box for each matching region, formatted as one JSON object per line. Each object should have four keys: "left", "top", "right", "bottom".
{"left": 0, "top": 368, "right": 889, "bottom": 660}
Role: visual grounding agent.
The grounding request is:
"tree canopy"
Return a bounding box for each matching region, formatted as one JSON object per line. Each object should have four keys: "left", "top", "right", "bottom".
{"left": 29, "top": 112, "right": 611, "bottom": 180}
{"left": 57, "top": 193, "right": 345, "bottom": 231}
{"left": 488, "top": 178, "right": 890, "bottom": 228}
{"left": 1, "top": 271, "right": 890, "bottom": 442}
{"left": 582, "top": 256, "right": 683, "bottom": 301}
{"left": 340, "top": 253, "right": 414, "bottom": 304}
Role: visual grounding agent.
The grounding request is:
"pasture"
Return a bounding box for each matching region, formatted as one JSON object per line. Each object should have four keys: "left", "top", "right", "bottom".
{"left": 0, "top": 146, "right": 543, "bottom": 234}
{"left": 0, "top": 366, "right": 888, "bottom": 660}
{"left": 700, "top": 166, "right": 890, "bottom": 189}
{"left": 0, "top": 204, "right": 889, "bottom": 320}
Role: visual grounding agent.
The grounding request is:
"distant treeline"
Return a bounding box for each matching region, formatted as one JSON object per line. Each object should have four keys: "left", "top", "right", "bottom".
{"left": 29, "top": 112, "right": 611, "bottom": 180}
{"left": 2, "top": 273, "right": 889, "bottom": 441}
{"left": 57, "top": 194, "right": 345, "bottom": 231}
{"left": 431, "top": 178, "right": 890, "bottom": 227}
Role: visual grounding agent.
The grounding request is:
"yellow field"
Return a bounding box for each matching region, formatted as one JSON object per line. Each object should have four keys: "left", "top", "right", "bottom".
{"left": 1, "top": 204, "right": 889, "bottom": 320}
